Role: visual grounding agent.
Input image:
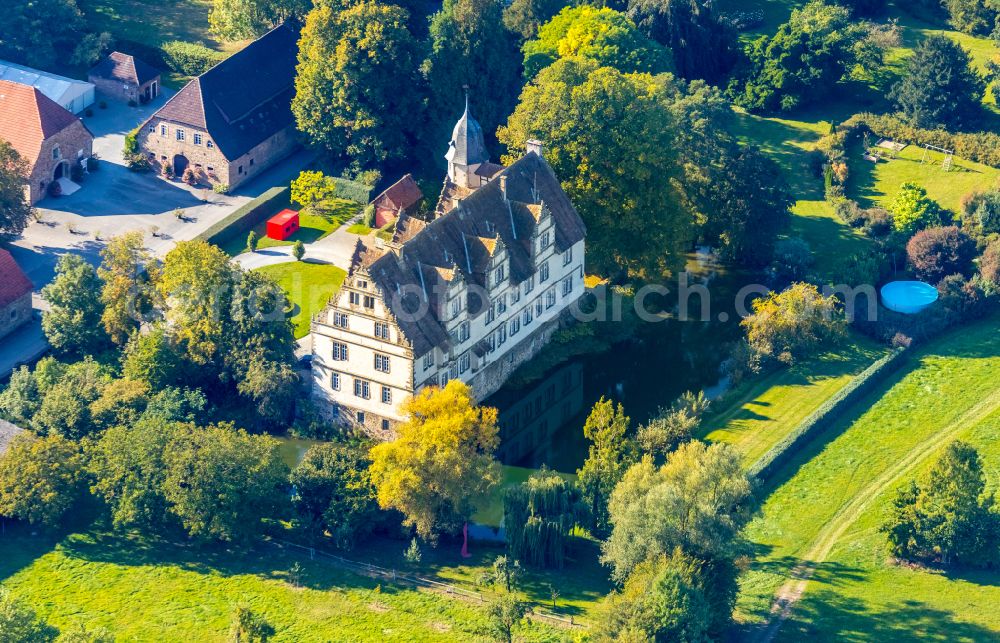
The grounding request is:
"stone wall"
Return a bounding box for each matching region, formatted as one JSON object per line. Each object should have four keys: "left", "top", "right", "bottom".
{"left": 90, "top": 77, "right": 159, "bottom": 104}
{"left": 138, "top": 119, "right": 298, "bottom": 189}
{"left": 0, "top": 293, "right": 31, "bottom": 341}
{"left": 29, "top": 120, "right": 93, "bottom": 204}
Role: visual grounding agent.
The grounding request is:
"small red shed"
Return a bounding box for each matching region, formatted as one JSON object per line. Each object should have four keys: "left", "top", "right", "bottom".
{"left": 266, "top": 209, "right": 300, "bottom": 241}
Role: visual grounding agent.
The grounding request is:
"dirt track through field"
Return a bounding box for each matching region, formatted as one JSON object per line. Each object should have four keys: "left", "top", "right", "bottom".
{"left": 749, "top": 389, "right": 1000, "bottom": 643}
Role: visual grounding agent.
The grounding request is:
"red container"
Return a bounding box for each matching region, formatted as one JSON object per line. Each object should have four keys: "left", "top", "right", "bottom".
{"left": 266, "top": 209, "right": 299, "bottom": 241}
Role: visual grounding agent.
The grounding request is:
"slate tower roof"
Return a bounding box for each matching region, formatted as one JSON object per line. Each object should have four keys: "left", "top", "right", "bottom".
{"left": 444, "top": 95, "right": 489, "bottom": 167}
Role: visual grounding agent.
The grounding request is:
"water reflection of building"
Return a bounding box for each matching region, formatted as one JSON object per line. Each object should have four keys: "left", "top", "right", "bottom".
{"left": 492, "top": 361, "right": 584, "bottom": 466}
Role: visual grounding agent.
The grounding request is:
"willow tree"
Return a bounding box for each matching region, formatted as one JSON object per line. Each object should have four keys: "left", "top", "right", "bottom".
{"left": 503, "top": 468, "right": 585, "bottom": 568}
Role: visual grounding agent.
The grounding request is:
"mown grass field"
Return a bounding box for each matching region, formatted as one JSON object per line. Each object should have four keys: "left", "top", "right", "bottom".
{"left": 80, "top": 0, "right": 234, "bottom": 52}
{"left": 0, "top": 529, "right": 562, "bottom": 642}
{"left": 253, "top": 262, "right": 346, "bottom": 338}
{"left": 736, "top": 316, "right": 1000, "bottom": 641}
{"left": 700, "top": 333, "right": 889, "bottom": 468}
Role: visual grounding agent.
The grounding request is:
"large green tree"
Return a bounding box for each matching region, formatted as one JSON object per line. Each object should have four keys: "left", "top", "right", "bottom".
{"left": 32, "top": 357, "right": 108, "bottom": 439}
{"left": 498, "top": 58, "right": 692, "bottom": 277}
{"left": 891, "top": 35, "right": 986, "bottom": 129}
{"left": 293, "top": 0, "right": 424, "bottom": 169}
{"left": 424, "top": 0, "right": 521, "bottom": 159}
{"left": 209, "top": 0, "right": 309, "bottom": 41}
{"left": 162, "top": 424, "right": 289, "bottom": 542}
{"left": 290, "top": 442, "right": 380, "bottom": 547}
{"left": 0, "top": 141, "right": 33, "bottom": 237}
{"left": 882, "top": 441, "right": 1000, "bottom": 567}
{"left": 522, "top": 5, "right": 671, "bottom": 77}
{"left": 503, "top": 0, "right": 566, "bottom": 41}
{"left": 730, "top": 0, "right": 875, "bottom": 112}
{"left": 576, "top": 397, "right": 634, "bottom": 538}
{"left": 369, "top": 380, "right": 502, "bottom": 540}
{"left": 626, "top": 0, "right": 736, "bottom": 82}
{"left": 0, "top": 433, "right": 85, "bottom": 529}
{"left": 98, "top": 232, "right": 160, "bottom": 346}
{"left": 0, "top": 0, "right": 84, "bottom": 68}
{"left": 503, "top": 467, "right": 585, "bottom": 568}
{"left": 602, "top": 442, "right": 753, "bottom": 582}
{"left": 41, "top": 254, "right": 108, "bottom": 356}
{"left": 942, "top": 0, "right": 998, "bottom": 36}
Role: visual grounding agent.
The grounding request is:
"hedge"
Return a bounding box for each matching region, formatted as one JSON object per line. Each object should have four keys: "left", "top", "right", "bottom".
{"left": 748, "top": 347, "right": 909, "bottom": 482}
{"left": 842, "top": 113, "right": 1000, "bottom": 169}
{"left": 332, "top": 177, "right": 373, "bottom": 204}
{"left": 196, "top": 186, "right": 291, "bottom": 247}
{"left": 161, "top": 41, "right": 226, "bottom": 76}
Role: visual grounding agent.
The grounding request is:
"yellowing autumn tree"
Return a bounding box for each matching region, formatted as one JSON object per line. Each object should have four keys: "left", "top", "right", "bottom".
{"left": 369, "top": 381, "right": 502, "bottom": 540}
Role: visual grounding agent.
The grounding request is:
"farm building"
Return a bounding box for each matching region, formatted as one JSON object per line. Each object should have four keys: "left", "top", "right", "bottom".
{"left": 370, "top": 174, "right": 423, "bottom": 228}
{"left": 88, "top": 52, "right": 161, "bottom": 104}
{"left": 0, "top": 60, "right": 95, "bottom": 114}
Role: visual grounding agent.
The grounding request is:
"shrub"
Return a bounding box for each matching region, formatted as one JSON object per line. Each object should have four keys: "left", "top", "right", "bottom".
{"left": 362, "top": 204, "right": 376, "bottom": 227}
{"left": 86, "top": 156, "right": 100, "bottom": 172}
{"left": 162, "top": 163, "right": 173, "bottom": 178}
{"left": 768, "top": 237, "right": 813, "bottom": 285}
{"left": 47, "top": 181, "right": 62, "bottom": 197}
{"left": 196, "top": 186, "right": 291, "bottom": 246}
{"left": 292, "top": 240, "right": 305, "bottom": 261}
{"left": 980, "top": 240, "right": 1000, "bottom": 286}
{"left": 888, "top": 182, "right": 945, "bottom": 234}
{"left": 974, "top": 191, "right": 1000, "bottom": 234}
{"left": 906, "top": 226, "right": 977, "bottom": 283}
{"left": 213, "top": 183, "right": 230, "bottom": 195}
{"left": 70, "top": 162, "right": 84, "bottom": 182}
{"left": 161, "top": 40, "right": 225, "bottom": 76}
{"left": 126, "top": 154, "right": 151, "bottom": 172}
{"left": 291, "top": 170, "right": 337, "bottom": 207}
{"left": 182, "top": 166, "right": 197, "bottom": 185}
{"left": 332, "top": 176, "right": 374, "bottom": 204}
{"left": 742, "top": 282, "right": 845, "bottom": 366}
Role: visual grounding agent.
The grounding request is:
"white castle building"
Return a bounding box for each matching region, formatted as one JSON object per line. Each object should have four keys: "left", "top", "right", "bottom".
{"left": 310, "top": 101, "right": 587, "bottom": 434}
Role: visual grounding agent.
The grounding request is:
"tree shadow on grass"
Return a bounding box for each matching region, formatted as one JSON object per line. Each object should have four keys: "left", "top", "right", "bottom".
{"left": 0, "top": 524, "right": 62, "bottom": 582}
{"left": 779, "top": 591, "right": 999, "bottom": 642}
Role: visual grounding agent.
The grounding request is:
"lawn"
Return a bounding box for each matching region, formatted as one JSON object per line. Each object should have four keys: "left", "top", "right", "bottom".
{"left": 848, "top": 143, "right": 1000, "bottom": 215}
{"left": 700, "top": 332, "right": 889, "bottom": 468}
{"left": 735, "top": 316, "right": 1000, "bottom": 640}
{"left": 347, "top": 223, "right": 373, "bottom": 235}
{"left": 221, "top": 200, "right": 359, "bottom": 257}
{"left": 0, "top": 529, "right": 562, "bottom": 642}
{"left": 80, "top": 0, "right": 235, "bottom": 52}
{"left": 253, "top": 262, "right": 346, "bottom": 339}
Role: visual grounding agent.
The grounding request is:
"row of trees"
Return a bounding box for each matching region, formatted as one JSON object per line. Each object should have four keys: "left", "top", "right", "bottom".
{"left": 28, "top": 234, "right": 298, "bottom": 428}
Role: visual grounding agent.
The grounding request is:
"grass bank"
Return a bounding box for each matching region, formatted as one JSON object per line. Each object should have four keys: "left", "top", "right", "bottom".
{"left": 736, "top": 316, "right": 1000, "bottom": 640}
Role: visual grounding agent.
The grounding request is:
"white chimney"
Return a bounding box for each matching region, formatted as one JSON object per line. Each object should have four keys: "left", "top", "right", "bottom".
{"left": 526, "top": 139, "right": 543, "bottom": 157}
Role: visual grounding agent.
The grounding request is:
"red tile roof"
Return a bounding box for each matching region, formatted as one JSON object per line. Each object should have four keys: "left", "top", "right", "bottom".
{"left": 0, "top": 248, "right": 33, "bottom": 308}
{"left": 0, "top": 79, "right": 81, "bottom": 167}
{"left": 373, "top": 174, "right": 423, "bottom": 211}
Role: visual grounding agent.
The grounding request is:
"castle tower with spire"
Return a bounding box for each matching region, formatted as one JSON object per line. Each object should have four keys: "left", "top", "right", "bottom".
{"left": 444, "top": 94, "right": 490, "bottom": 189}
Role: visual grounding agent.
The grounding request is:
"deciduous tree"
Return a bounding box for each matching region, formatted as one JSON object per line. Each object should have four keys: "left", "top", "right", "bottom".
{"left": 0, "top": 588, "right": 58, "bottom": 642}
{"left": 209, "top": 0, "right": 309, "bottom": 41}
{"left": 626, "top": 0, "right": 736, "bottom": 82}
{"left": 0, "top": 433, "right": 85, "bottom": 529}
{"left": 741, "top": 282, "right": 845, "bottom": 366}
{"left": 0, "top": 0, "right": 85, "bottom": 69}
{"left": 99, "top": 232, "right": 160, "bottom": 345}
{"left": 499, "top": 58, "right": 692, "bottom": 277}
{"left": 888, "top": 182, "right": 945, "bottom": 234}
{"left": 41, "top": 254, "right": 108, "bottom": 356}
{"left": 577, "top": 397, "right": 634, "bottom": 538}
{"left": 293, "top": 0, "right": 424, "bottom": 169}
{"left": 906, "top": 226, "right": 977, "bottom": 283}
{"left": 503, "top": 467, "right": 585, "bottom": 568}
{"left": 503, "top": 0, "right": 566, "bottom": 41}
{"left": 0, "top": 141, "right": 33, "bottom": 237}
{"left": 369, "top": 380, "right": 502, "bottom": 540}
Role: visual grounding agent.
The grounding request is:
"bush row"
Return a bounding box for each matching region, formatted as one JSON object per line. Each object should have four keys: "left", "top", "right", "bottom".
{"left": 196, "top": 186, "right": 291, "bottom": 247}
{"left": 748, "top": 347, "right": 909, "bottom": 482}
{"left": 332, "top": 177, "right": 373, "bottom": 204}
{"left": 843, "top": 113, "right": 1000, "bottom": 169}
{"left": 114, "top": 38, "right": 225, "bottom": 79}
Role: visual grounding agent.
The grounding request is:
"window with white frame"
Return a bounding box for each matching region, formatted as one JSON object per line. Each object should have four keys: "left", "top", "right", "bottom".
{"left": 524, "top": 275, "right": 534, "bottom": 295}
{"left": 332, "top": 342, "right": 348, "bottom": 360}
{"left": 423, "top": 352, "right": 434, "bottom": 369}
{"left": 496, "top": 294, "right": 506, "bottom": 315}
{"left": 333, "top": 312, "right": 349, "bottom": 328}
{"left": 540, "top": 262, "right": 550, "bottom": 282}
{"left": 541, "top": 231, "right": 551, "bottom": 248}
{"left": 357, "top": 279, "right": 368, "bottom": 288}
{"left": 193, "top": 133, "right": 202, "bottom": 145}
{"left": 176, "top": 129, "right": 185, "bottom": 141}
{"left": 363, "top": 295, "right": 375, "bottom": 309}
{"left": 563, "top": 246, "right": 572, "bottom": 265}
{"left": 510, "top": 317, "right": 520, "bottom": 336}
{"left": 459, "top": 321, "right": 470, "bottom": 342}
{"left": 460, "top": 353, "right": 470, "bottom": 373}
{"left": 498, "top": 324, "right": 507, "bottom": 345}
{"left": 535, "top": 299, "right": 543, "bottom": 315}
{"left": 546, "top": 289, "right": 556, "bottom": 309}
{"left": 381, "top": 386, "right": 392, "bottom": 404}
{"left": 562, "top": 276, "right": 573, "bottom": 296}
{"left": 374, "top": 353, "right": 390, "bottom": 373}
{"left": 510, "top": 288, "right": 520, "bottom": 304}
{"left": 160, "top": 124, "right": 167, "bottom": 136}
{"left": 486, "top": 305, "right": 495, "bottom": 324}
{"left": 451, "top": 298, "right": 461, "bottom": 318}
{"left": 354, "top": 379, "right": 370, "bottom": 399}
{"left": 206, "top": 140, "right": 214, "bottom": 149}
{"left": 52, "top": 146, "right": 60, "bottom": 160}
{"left": 374, "top": 321, "right": 389, "bottom": 339}
{"left": 331, "top": 372, "right": 341, "bottom": 390}
{"left": 494, "top": 266, "right": 505, "bottom": 286}
{"left": 148, "top": 124, "right": 155, "bottom": 133}
{"left": 349, "top": 292, "right": 360, "bottom": 306}
{"left": 524, "top": 306, "right": 533, "bottom": 325}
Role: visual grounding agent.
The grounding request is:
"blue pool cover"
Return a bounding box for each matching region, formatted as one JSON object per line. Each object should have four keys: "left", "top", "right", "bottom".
{"left": 880, "top": 280, "right": 939, "bottom": 314}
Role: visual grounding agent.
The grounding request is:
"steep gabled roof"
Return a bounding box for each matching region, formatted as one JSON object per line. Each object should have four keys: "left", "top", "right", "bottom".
{"left": 89, "top": 52, "right": 160, "bottom": 86}
{"left": 148, "top": 21, "right": 299, "bottom": 160}
{"left": 348, "top": 152, "right": 585, "bottom": 357}
{"left": 0, "top": 248, "right": 33, "bottom": 308}
{"left": 0, "top": 80, "right": 84, "bottom": 167}
{"left": 373, "top": 174, "right": 423, "bottom": 212}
